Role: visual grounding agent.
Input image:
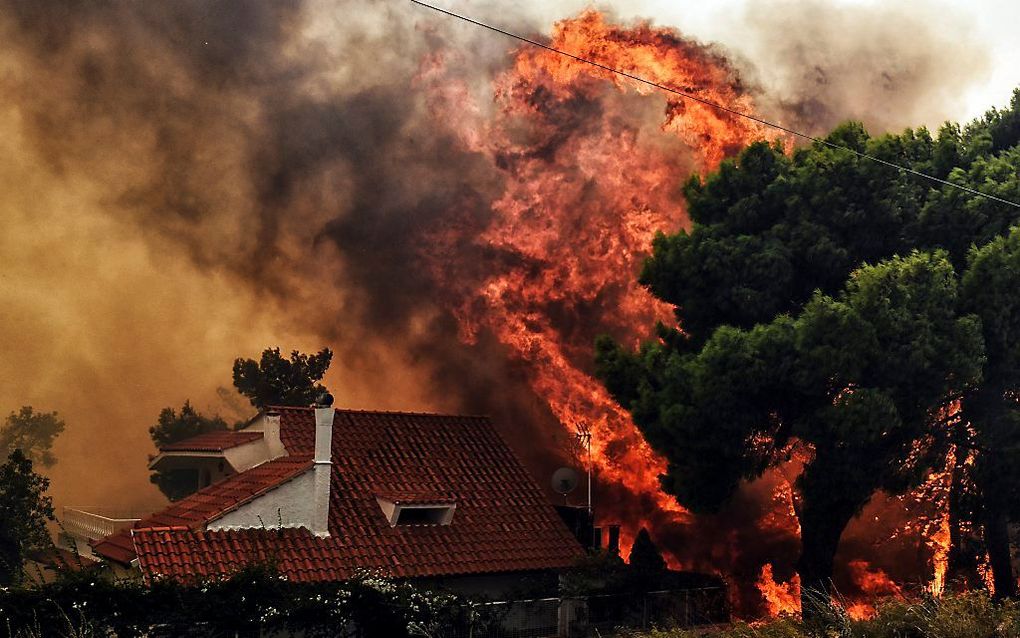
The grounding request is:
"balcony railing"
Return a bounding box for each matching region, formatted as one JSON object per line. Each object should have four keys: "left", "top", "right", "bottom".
{"left": 61, "top": 506, "right": 144, "bottom": 541}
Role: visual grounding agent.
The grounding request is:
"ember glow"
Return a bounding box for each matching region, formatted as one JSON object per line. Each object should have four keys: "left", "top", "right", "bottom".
{"left": 843, "top": 561, "right": 903, "bottom": 619}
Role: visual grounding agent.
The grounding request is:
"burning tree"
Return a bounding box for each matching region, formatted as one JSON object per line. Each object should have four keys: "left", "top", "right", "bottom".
{"left": 598, "top": 104, "right": 1020, "bottom": 613}
{"left": 959, "top": 227, "right": 1020, "bottom": 599}
{"left": 599, "top": 248, "right": 982, "bottom": 613}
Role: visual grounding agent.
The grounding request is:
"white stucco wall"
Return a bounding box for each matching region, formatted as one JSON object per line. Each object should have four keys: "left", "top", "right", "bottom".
{"left": 224, "top": 437, "right": 277, "bottom": 474}
{"left": 206, "top": 463, "right": 331, "bottom": 536}
{"left": 207, "top": 469, "right": 317, "bottom": 531}
{"left": 231, "top": 413, "right": 287, "bottom": 471}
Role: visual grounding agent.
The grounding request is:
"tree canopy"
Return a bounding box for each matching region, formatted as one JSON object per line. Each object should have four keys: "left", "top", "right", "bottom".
{"left": 146, "top": 346, "right": 334, "bottom": 501}
{"left": 148, "top": 401, "right": 227, "bottom": 502}
{"left": 232, "top": 347, "right": 333, "bottom": 410}
{"left": 148, "top": 401, "right": 228, "bottom": 449}
{"left": 628, "top": 528, "right": 667, "bottom": 577}
{"left": 598, "top": 90, "right": 1020, "bottom": 610}
{"left": 0, "top": 450, "right": 54, "bottom": 585}
{"left": 0, "top": 406, "right": 65, "bottom": 468}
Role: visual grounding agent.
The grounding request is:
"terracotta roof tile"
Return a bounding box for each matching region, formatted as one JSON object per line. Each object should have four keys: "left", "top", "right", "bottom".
{"left": 159, "top": 430, "right": 263, "bottom": 452}
{"left": 108, "top": 408, "right": 583, "bottom": 582}
{"left": 93, "top": 455, "right": 312, "bottom": 562}
{"left": 132, "top": 527, "right": 353, "bottom": 583}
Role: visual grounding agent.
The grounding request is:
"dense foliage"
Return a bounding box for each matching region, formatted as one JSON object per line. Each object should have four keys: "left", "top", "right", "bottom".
{"left": 0, "top": 451, "right": 54, "bottom": 586}
{"left": 232, "top": 347, "right": 334, "bottom": 410}
{"left": 0, "top": 407, "right": 64, "bottom": 468}
{"left": 0, "top": 568, "right": 466, "bottom": 638}
{"left": 597, "top": 90, "right": 1020, "bottom": 610}
{"left": 147, "top": 401, "right": 228, "bottom": 501}
{"left": 600, "top": 252, "right": 983, "bottom": 603}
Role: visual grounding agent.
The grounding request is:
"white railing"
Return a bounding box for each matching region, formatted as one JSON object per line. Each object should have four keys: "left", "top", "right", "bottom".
{"left": 61, "top": 506, "right": 144, "bottom": 541}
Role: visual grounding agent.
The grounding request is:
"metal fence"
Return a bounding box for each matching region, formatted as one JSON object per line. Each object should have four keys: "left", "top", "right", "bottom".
{"left": 581, "top": 588, "right": 728, "bottom": 634}
{"left": 455, "top": 598, "right": 561, "bottom": 638}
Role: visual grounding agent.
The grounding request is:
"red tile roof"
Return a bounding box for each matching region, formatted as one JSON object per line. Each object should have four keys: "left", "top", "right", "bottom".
{"left": 93, "top": 455, "right": 312, "bottom": 564}
{"left": 105, "top": 408, "right": 584, "bottom": 582}
{"left": 374, "top": 489, "right": 456, "bottom": 505}
{"left": 26, "top": 547, "right": 98, "bottom": 571}
{"left": 159, "top": 430, "right": 263, "bottom": 452}
{"left": 132, "top": 526, "right": 353, "bottom": 583}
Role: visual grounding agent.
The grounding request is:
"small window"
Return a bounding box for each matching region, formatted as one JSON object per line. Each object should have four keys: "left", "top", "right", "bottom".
{"left": 376, "top": 495, "right": 456, "bottom": 526}
{"left": 394, "top": 505, "right": 455, "bottom": 526}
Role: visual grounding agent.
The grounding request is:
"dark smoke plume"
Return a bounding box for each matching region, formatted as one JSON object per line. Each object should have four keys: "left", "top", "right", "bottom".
{"left": 0, "top": 0, "right": 993, "bottom": 615}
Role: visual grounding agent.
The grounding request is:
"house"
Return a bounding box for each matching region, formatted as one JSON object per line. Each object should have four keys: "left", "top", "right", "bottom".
{"left": 89, "top": 406, "right": 585, "bottom": 597}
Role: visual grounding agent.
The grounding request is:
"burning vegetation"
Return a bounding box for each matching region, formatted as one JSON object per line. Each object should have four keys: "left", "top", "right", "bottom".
{"left": 418, "top": 8, "right": 1019, "bottom": 618}
{"left": 1, "top": 0, "right": 1018, "bottom": 623}
{"left": 418, "top": 9, "right": 779, "bottom": 559}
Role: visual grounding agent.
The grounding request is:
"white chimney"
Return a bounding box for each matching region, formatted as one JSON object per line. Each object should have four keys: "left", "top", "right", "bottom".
{"left": 312, "top": 407, "right": 334, "bottom": 536}
{"left": 314, "top": 407, "right": 333, "bottom": 464}
{"left": 262, "top": 412, "right": 286, "bottom": 459}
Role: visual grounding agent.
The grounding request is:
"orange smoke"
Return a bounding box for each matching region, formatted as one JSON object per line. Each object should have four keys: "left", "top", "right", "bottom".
{"left": 420, "top": 9, "right": 777, "bottom": 558}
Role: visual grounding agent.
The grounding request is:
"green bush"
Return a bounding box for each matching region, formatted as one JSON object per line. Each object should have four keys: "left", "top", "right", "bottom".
{"left": 0, "top": 566, "right": 468, "bottom": 638}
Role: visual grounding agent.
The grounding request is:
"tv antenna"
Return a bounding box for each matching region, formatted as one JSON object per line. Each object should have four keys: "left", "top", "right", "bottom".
{"left": 575, "top": 422, "right": 593, "bottom": 515}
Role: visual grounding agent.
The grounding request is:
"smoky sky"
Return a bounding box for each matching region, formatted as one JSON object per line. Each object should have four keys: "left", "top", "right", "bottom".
{"left": 0, "top": 0, "right": 998, "bottom": 609}
{"left": 0, "top": 0, "right": 568, "bottom": 509}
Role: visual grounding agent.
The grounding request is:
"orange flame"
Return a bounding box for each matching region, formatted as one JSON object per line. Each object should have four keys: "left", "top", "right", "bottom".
{"left": 929, "top": 510, "right": 951, "bottom": 596}
{"left": 419, "top": 9, "right": 778, "bottom": 559}
{"left": 844, "top": 560, "right": 902, "bottom": 619}
{"left": 757, "top": 564, "right": 800, "bottom": 617}
{"left": 419, "top": 8, "right": 964, "bottom": 609}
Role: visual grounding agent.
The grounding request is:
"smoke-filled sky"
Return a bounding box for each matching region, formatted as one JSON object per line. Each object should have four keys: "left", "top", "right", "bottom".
{"left": 436, "top": 0, "right": 1018, "bottom": 125}
{"left": 602, "top": 0, "right": 1019, "bottom": 122}
{"left": 0, "top": 0, "right": 1015, "bottom": 525}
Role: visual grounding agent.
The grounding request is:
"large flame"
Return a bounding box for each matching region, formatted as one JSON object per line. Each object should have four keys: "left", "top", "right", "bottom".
{"left": 417, "top": 8, "right": 962, "bottom": 613}
{"left": 420, "top": 10, "right": 775, "bottom": 558}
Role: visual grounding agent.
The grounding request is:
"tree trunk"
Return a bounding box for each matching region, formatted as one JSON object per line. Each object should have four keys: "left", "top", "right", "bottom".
{"left": 797, "top": 499, "right": 859, "bottom": 620}
{"left": 984, "top": 499, "right": 1015, "bottom": 600}
{"left": 968, "top": 386, "right": 1017, "bottom": 600}
{"left": 947, "top": 425, "right": 980, "bottom": 590}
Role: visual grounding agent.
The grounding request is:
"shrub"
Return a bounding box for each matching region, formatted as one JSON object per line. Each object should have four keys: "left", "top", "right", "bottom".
{"left": 0, "top": 567, "right": 467, "bottom": 638}
{"left": 626, "top": 591, "right": 1020, "bottom": 638}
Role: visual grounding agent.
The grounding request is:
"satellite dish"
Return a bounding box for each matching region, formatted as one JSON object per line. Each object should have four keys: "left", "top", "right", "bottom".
{"left": 552, "top": 467, "right": 580, "bottom": 496}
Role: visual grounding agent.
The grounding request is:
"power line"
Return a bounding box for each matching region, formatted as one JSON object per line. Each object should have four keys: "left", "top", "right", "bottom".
{"left": 410, "top": 0, "right": 1020, "bottom": 210}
